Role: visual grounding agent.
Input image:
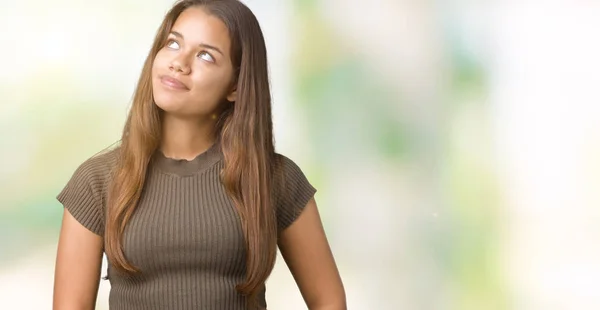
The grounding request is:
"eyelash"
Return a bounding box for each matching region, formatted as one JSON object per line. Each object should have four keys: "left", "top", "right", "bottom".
{"left": 165, "top": 39, "right": 215, "bottom": 63}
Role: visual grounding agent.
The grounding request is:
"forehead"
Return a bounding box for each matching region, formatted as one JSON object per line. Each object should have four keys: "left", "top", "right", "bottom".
{"left": 171, "top": 7, "right": 231, "bottom": 53}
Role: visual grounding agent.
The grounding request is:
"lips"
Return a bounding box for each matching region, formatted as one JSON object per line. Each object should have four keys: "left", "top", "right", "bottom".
{"left": 159, "top": 75, "right": 189, "bottom": 90}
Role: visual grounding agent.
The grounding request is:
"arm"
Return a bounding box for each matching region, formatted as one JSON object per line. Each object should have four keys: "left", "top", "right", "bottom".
{"left": 278, "top": 198, "right": 346, "bottom": 310}
{"left": 53, "top": 208, "right": 104, "bottom": 310}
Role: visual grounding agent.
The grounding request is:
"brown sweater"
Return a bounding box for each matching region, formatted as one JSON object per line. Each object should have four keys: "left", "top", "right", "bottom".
{"left": 57, "top": 142, "right": 316, "bottom": 310}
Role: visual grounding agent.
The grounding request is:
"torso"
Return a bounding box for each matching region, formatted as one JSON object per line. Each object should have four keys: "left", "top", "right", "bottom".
{"left": 106, "top": 145, "right": 264, "bottom": 310}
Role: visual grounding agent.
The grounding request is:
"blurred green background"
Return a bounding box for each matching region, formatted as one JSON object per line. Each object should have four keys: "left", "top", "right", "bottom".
{"left": 1, "top": 0, "right": 599, "bottom": 309}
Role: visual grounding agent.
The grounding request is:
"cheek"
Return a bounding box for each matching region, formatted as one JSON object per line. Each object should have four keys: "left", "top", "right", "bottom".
{"left": 190, "top": 75, "right": 214, "bottom": 90}
{"left": 190, "top": 72, "right": 230, "bottom": 97}
{"left": 151, "top": 54, "right": 165, "bottom": 77}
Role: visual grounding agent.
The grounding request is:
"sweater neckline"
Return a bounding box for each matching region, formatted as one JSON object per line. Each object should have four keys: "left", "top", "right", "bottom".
{"left": 151, "top": 141, "right": 223, "bottom": 176}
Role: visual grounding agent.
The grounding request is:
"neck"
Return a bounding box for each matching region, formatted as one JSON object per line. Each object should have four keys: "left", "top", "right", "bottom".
{"left": 160, "top": 113, "right": 217, "bottom": 160}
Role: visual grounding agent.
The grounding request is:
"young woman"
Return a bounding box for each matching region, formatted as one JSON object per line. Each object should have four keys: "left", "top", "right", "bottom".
{"left": 52, "top": 1, "right": 346, "bottom": 309}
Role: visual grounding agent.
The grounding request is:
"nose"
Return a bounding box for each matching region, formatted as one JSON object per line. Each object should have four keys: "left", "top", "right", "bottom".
{"left": 169, "top": 56, "right": 191, "bottom": 75}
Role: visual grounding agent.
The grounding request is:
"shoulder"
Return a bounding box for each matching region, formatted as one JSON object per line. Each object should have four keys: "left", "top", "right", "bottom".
{"left": 272, "top": 153, "right": 311, "bottom": 189}
{"left": 273, "top": 153, "right": 302, "bottom": 177}
{"left": 57, "top": 146, "right": 120, "bottom": 236}
{"left": 272, "top": 152, "right": 317, "bottom": 231}
{"left": 60, "top": 146, "right": 120, "bottom": 205}
{"left": 69, "top": 147, "right": 119, "bottom": 185}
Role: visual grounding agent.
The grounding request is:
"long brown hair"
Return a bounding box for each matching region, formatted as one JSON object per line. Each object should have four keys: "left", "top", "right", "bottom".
{"left": 105, "top": 0, "right": 276, "bottom": 306}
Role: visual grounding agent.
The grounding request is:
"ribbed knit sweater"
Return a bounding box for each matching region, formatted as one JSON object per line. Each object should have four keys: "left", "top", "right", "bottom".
{"left": 56, "top": 142, "right": 316, "bottom": 310}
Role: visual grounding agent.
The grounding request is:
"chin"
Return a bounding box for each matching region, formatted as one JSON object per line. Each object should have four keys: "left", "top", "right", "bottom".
{"left": 153, "top": 91, "right": 184, "bottom": 112}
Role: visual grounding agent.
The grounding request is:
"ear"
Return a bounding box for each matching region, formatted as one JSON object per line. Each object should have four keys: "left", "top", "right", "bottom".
{"left": 225, "top": 83, "right": 237, "bottom": 102}
{"left": 226, "top": 88, "right": 237, "bottom": 102}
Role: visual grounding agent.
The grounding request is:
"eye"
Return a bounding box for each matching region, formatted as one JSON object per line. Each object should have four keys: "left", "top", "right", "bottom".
{"left": 166, "top": 39, "right": 179, "bottom": 49}
{"left": 197, "top": 51, "right": 215, "bottom": 63}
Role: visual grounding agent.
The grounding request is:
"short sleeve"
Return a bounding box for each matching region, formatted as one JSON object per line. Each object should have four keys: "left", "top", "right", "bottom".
{"left": 274, "top": 154, "right": 317, "bottom": 231}
{"left": 57, "top": 157, "right": 106, "bottom": 236}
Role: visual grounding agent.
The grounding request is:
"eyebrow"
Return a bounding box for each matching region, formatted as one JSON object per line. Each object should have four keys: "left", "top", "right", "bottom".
{"left": 169, "top": 31, "right": 224, "bottom": 56}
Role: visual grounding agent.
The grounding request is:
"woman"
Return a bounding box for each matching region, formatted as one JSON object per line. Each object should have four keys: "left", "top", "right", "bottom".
{"left": 52, "top": 0, "right": 346, "bottom": 309}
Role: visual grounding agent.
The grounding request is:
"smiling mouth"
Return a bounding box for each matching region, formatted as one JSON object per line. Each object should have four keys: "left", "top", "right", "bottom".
{"left": 160, "top": 75, "right": 189, "bottom": 91}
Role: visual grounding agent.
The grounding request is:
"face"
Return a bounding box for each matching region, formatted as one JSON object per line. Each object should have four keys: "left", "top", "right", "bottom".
{"left": 151, "top": 6, "right": 236, "bottom": 118}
